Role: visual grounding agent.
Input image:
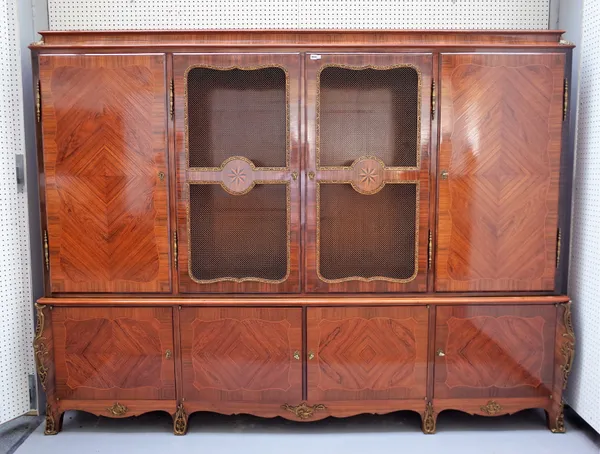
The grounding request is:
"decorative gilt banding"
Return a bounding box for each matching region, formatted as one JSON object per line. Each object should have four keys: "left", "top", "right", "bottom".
{"left": 560, "top": 302, "right": 575, "bottom": 390}
{"left": 563, "top": 79, "right": 569, "bottom": 121}
{"left": 423, "top": 401, "right": 436, "bottom": 434}
{"left": 170, "top": 79, "right": 174, "bottom": 119}
{"left": 431, "top": 80, "right": 436, "bottom": 120}
{"left": 33, "top": 303, "right": 48, "bottom": 391}
{"left": 556, "top": 228, "right": 561, "bottom": 268}
{"left": 428, "top": 230, "right": 433, "bottom": 270}
{"left": 36, "top": 80, "right": 41, "bottom": 123}
{"left": 44, "top": 230, "right": 49, "bottom": 270}
{"left": 480, "top": 401, "right": 503, "bottom": 416}
{"left": 173, "top": 231, "right": 178, "bottom": 269}
{"left": 174, "top": 404, "right": 188, "bottom": 435}
{"left": 107, "top": 402, "right": 128, "bottom": 417}
{"left": 281, "top": 402, "right": 326, "bottom": 420}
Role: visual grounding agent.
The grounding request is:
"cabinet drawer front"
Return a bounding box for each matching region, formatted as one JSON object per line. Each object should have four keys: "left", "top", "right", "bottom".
{"left": 434, "top": 305, "right": 556, "bottom": 399}
{"left": 307, "top": 306, "right": 429, "bottom": 401}
{"left": 39, "top": 54, "right": 171, "bottom": 293}
{"left": 180, "top": 307, "right": 302, "bottom": 403}
{"left": 436, "top": 53, "right": 565, "bottom": 292}
{"left": 52, "top": 307, "right": 175, "bottom": 400}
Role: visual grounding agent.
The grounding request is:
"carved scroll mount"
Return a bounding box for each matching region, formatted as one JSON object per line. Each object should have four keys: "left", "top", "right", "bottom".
{"left": 174, "top": 404, "right": 188, "bottom": 435}
{"left": 480, "top": 400, "right": 503, "bottom": 416}
{"left": 33, "top": 303, "right": 49, "bottom": 391}
{"left": 423, "top": 401, "right": 436, "bottom": 434}
{"left": 281, "top": 402, "right": 326, "bottom": 420}
{"left": 106, "top": 402, "right": 128, "bottom": 417}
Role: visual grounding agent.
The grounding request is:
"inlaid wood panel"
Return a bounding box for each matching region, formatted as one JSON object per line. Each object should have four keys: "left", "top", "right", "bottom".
{"left": 307, "top": 307, "right": 428, "bottom": 401}
{"left": 180, "top": 307, "right": 302, "bottom": 403}
{"left": 39, "top": 54, "right": 170, "bottom": 293}
{"left": 305, "top": 53, "right": 433, "bottom": 293}
{"left": 173, "top": 54, "right": 301, "bottom": 293}
{"left": 52, "top": 307, "right": 175, "bottom": 400}
{"left": 436, "top": 53, "right": 566, "bottom": 292}
{"left": 434, "top": 305, "right": 556, "bottom": 399}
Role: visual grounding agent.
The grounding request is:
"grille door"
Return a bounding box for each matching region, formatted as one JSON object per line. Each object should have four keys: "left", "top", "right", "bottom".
{"left": 305, "top": 54, "right": 432, "bottom": 293}
{"left": 174, "top": 54, "right": 301, "bottom": 293}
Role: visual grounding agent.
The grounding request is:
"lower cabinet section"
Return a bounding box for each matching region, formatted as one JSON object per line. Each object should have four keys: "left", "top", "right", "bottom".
{"left": 35, "top": 300, "right": 574, "bottom": 435}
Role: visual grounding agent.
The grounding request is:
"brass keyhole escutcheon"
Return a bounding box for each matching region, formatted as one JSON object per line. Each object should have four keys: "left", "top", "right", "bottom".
{"left": 308, "top": 171, "right": 315, "bottom": 180}
{"left": 436, "top": 349, "right": 445, "bottom": 357}
{"left": 308, "top": 351, "right": 315, "bottom": 361}
{"left": 293, "top": 350, "right": 300, "bottom": 361}
{"left": 158, "top": 171, "right": 165, "bottom": 181}
{"left": 440, "top": 170, "right": 449, "bottom": 180}
{"left": 165, "top": 349, "right": 172, "bottom": 359}
{"left": 291, "top": 172, "right": 298, "bottom": 181}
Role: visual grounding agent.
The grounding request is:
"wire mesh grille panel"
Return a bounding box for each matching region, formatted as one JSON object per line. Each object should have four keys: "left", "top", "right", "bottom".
{"left": 319, "top": 66, "right": 419, "bottom": 167}
{"left": 318, "top": 183, "right": 417, "bottom": 281}
{"left": 187, "top": 67, "right": 287, "bottom": 168}
{"left": 189, "top": 184, "right": 288, "bottom": 282}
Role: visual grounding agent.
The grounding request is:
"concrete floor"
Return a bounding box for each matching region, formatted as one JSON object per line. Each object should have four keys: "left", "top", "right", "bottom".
{"left": 15, "top": 408, "right": 600, "bottom": 454}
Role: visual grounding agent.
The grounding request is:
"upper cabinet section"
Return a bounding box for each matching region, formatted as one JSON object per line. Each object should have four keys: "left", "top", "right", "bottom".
{"left": 173, "top": 54, "right": 302, "bottom": 293}
{"left": 305, "top": 54, "right": 433, "bottom": 293}
{"left": 39, "top": 54, "right": 171, "bottom": 293}
{"left": 436, "top": 53, "right": 566, "bottom": 292}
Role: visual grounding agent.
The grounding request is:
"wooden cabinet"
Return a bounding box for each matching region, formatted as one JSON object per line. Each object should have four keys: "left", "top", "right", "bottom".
{"left": 307, "top": 307, "right": 429, "bottom": 401}
{"left": 304, "top": 53, "right": 432, "bottom": 293}
{"left": 51, "top": 307, "right": 176, "bottom": 401}
{"left": 436, "top": 53, "right": 566, "bottom": 292}
{"left": 39, "top": 54, "right": 171, "bottom": 293}
{"left": 31, "top": 31, "right": 574, "bottom": 435}
{"left": 179, "top": 307, "right": 302, "bottom": 404}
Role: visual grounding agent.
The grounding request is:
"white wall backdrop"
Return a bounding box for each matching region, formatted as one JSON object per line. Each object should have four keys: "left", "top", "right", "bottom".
{"left": 563, "top": 0, "right": 600, "bottom": 434}
{"left": 47, "top": 0, "right": 550, "bottom": 30}
{"left": 0, "top": 0, "right": 36, "bottom": 424}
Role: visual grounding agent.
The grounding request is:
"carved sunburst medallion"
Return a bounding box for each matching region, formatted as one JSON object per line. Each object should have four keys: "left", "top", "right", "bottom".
{"left": 359, "top": 167, "right": 377, "bottom": 186}
{"left": 228, "top": 167, "right": 247, "bottom": 186}
{"left": 351, "top": 156, "right": 385, "bottom": 195}
{"left": 220, "top": 157, "right": 255, "bottom": 195}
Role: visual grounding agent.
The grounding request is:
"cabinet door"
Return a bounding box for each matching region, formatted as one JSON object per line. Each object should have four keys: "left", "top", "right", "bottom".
{"left": 436, "top": 53, "right": 566, "bottom": 292}
{"left": 39, "top": 54, "right": 171, "bottom": 293}
{"left": 52, "top": 307, "right": 175, "bottom": 400}
{"left": 434, "top": 305, "right": 556, "bottom": 399}
{"left": 305, "top": 54, "right": 432, "bottom": 293}
{"left": 307, "top": 307, "right": 429, "bottom": 402}
{"left": 180, "top": 307, "right": 302, "bottom": 403}
{"left": 174, "top": 54, "right": 301, "bottom": 293}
